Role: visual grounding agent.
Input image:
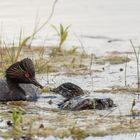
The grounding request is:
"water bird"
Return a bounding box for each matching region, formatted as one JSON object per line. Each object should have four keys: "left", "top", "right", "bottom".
{"left": 52, "top": 82, "right": 85, "bottom": 99}
{"left": 59, "top": 97, "right": 115, "bottom": 111}
{"left": 0, "top": 58, "right": 43, "bottom": 101}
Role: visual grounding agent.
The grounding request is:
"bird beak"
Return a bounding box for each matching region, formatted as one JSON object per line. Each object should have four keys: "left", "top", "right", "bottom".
{"left": 31, "top": 78, "right": 43, "bottom": 89}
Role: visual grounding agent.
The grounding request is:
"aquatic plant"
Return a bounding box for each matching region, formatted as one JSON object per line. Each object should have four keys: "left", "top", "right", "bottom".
{"left": 130, "top": 40, "right": 140, "bottom": 89}
{"left": 12, "top": 109, "right": 22, "bottom": 131}
{"left": 52, "top": 24, "right": 70, "bottom": 50}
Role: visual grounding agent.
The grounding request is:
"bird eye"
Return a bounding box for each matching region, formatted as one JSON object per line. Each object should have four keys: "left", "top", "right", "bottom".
{"left": 24, "top": 73, "right": 30, "bottom": 79}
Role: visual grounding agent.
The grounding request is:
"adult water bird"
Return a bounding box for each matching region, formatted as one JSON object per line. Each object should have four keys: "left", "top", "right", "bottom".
{"left": 0, "top": 58, "right": 43, "bottom": 101}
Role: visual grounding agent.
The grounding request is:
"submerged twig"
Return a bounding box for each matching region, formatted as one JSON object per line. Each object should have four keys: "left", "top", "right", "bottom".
{"left": 89, "top": 54, "right": 94, "bottom": 92}
{"left": 124, "top": 53, "right": 128, "bottom": 86}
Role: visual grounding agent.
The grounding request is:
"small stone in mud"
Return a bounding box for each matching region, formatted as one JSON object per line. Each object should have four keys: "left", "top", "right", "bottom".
{"left": 39, "top": 124, "right": 44, "bottom": 128}
{"left": 48, "top": 100, "right": 53, "bottom": 104}
{"left": 120, "top": 68, "right": 123, "bottom": 71}
{"left": 21, "top": 136, "right": 32, "bottom": 140}
{"left": 7, "top": 120, "right": 13, "bottom": 127}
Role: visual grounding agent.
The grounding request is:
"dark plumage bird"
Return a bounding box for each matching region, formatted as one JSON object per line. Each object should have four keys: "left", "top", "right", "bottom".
{"left": 0, "top": 58, "right": 43, "bottom": 101}
{"left": 52, "top": 82, "right": 85, "bottom": 99}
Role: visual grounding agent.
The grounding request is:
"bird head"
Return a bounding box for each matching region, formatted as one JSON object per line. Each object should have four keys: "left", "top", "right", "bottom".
{"left": 6, "top": 58, "right": 43, "bottom": 89}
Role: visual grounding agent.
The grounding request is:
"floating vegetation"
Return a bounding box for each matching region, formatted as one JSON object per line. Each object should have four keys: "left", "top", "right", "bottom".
{"left": 95, "top": 54, "right": 130, "bottom": 65}
{"left": 12, "top": 109, "right": 23, "bottom": 132}
{"left": 41, "top": 86, "right": 52, "bottom": 93}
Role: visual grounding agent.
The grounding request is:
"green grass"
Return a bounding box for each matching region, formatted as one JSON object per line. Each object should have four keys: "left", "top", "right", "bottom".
{"left": 52, "top": 24, "right": 70, "bottom": 50}
{"left": 12, "top": 109, "right": 23, "bottom": 131}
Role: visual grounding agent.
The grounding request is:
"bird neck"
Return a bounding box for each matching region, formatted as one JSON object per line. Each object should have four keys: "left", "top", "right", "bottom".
{"left": 7, "top": 78, "right": 19, "bottom": 89}
{"left": 6, "top": 78, "right": 26, "bottom": 95}
{"left": 5, "top": 78, "right": 26, "bottom": 101}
